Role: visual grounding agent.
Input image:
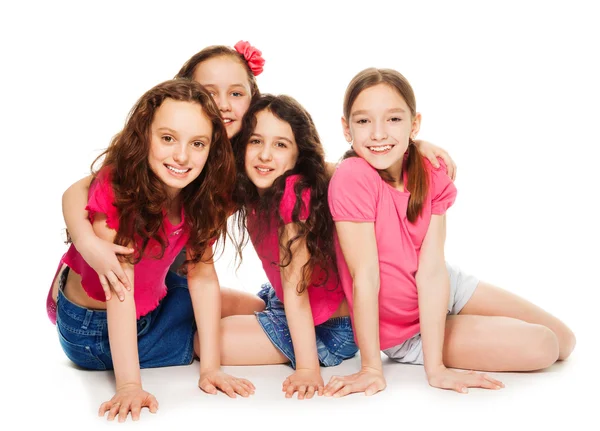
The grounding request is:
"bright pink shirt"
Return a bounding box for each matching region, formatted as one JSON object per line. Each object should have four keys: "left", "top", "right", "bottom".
{"left": 60, "top": 169, "right": 189, "bottom": 319}
{"left": 328, "top": 156, "right": 457, "bottom": 349}
{"left": 247, "top": 175, "right": 345, "bottom": 325}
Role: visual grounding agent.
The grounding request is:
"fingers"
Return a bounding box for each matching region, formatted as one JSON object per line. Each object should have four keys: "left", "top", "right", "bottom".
{"left": 240, "top": 378, "right": 256, "bottom": 392}
{"left": 199, "top": 380, "right": 218, "bottom": 395}
{"left": 285, "top": 383, "right": 296, "bottom": 399}
{"left": 147, "top": 396, "right": 159, "bottom": 414}
{"left": 324, "top": 377, "right": 346, "bottom": 397}
{"left": 305, "top": 385, "right": 316, "bottom": 399}
{"left": 130, "top": 400, "right": 142, "bottom": 421}
{"left": 219, "top": 381, "right": 237, "bottom": 398}
{"left": 467, "top": 372, "right": 504, "bottom": 390}
{"left": 106, "top": 272, "right": 125, "bottom": 301}
{"left": 297, "top": 385, "right": 307, "bottom": 400}
{"left": 99, "top": 276, "right": 112, "bottom": 301}
{"left": 427, "top": 152, "right": 441, "bottom": 168}
{"left": 333, "top": 383, "right": 356, "bottom": 398}
{"left": 238, "top": 379, "right": 255, "bottom": 396}
{"left": 114, "top": 267, "right": 132, "bottom": 291}
{"left": 365, "top": 381, "right": 384, "bottom": 396}
{"left": 117, "top": 402, "right": 129, "bottom": 423}
{"left": 113, "top": 244, "right": 135, "bottom": 255}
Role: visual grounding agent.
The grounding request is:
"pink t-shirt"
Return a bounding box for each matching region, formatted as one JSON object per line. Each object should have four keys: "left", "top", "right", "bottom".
{"left": 328, "top": 156, "right": 457, "bottom": 349}
{"left": 247, "top": 175, "right": 345, "bottom": 325}
{"left": 60, "top": 169, "right": 189, "bottom": 319}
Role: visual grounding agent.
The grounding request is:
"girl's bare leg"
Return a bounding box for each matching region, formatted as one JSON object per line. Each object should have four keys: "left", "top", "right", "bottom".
{"left": 194, "top": 315, "right": 288, "bottom": 365}
{"left": 459, "top": 282, "right": 576, "bottom": 360}
{"left": 220, "top": 288, "right": 265, "bottom": 318}
{"left": 442, "top": 314, "right": 559, "bottom": 371}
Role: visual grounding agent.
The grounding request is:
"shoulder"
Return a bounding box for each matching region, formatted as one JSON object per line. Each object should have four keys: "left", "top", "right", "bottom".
{"left": 331, "top": 157, "right": 381, "bottom": 188}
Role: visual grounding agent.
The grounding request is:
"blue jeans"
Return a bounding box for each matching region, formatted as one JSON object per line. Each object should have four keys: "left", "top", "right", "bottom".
{"left": 56, "top": 268, "right": 195, "bottom": 370}
{"left": 255, "top": 283, "right": 358, "bottom": 369}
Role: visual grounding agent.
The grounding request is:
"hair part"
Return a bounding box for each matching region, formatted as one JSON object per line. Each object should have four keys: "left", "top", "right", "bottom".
{"left": 91, "top": 79, "right": 236, "bottom": 270}
{"left": 342, "top": 68, "right": 428, "bottom": 222}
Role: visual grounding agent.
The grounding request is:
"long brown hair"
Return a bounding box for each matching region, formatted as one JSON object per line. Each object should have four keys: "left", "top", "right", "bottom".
{"left": 343, "top": 68, "right": 428, "bottom": 222}
{"left": 232, "top": 95, "right": 338, "bottom": 294}
{"left": 91, "top": 79, "right": 235, "bottom": 269}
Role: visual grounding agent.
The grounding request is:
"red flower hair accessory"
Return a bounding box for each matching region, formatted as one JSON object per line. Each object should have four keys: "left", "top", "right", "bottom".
{"left": 234, "top": 40, "right": 265, "bottom": 76}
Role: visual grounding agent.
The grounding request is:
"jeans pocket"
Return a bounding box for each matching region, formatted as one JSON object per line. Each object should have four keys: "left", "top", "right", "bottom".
{"left": 57, "top": 325, "right": 107, "bottom": 370}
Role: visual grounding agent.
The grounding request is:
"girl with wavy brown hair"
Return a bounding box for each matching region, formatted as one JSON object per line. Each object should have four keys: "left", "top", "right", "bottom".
{"left": 46, "top": 79, "right": 254, "bottom": 422}
{"left": 213, "top": 94, "right": 358, "bottom": 399}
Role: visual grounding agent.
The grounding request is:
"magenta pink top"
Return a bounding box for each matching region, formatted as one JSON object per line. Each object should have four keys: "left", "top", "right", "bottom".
{"left": 328, "top": 156, "right": 457, "bottom": 349}
{"left": 58, "top": 169, "right": 189, "bottom": 319}
{"left": 247, "top": 175, "right": 345, "bottom": 325}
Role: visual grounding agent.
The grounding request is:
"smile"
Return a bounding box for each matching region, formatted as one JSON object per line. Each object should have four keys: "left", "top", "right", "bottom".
{"left": 255, "top": 166, "right": 274, "bottom": 174}
{"left": 166, "top": 164, "right": 191, "bottom": 174}
{"left": 368, "top": 145, "right": 394, "bottom": 153}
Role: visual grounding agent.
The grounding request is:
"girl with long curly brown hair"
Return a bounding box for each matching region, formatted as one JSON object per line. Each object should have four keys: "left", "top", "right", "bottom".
{"left": 214, "top": 94, "right": 358, "bottom": 400}
{"left": 46, "top": 79, "right": 254, "bottom": 422}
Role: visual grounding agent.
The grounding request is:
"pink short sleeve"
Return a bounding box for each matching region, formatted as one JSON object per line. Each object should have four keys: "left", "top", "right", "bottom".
{"left": 279, "top": 175, "right": 310, "bottom": 224}
{"left": 85, "top": 169, "right": 119, "bottom": 230}
{"left": 328, "top": 157, "right": 380, "bottom": 222}
{"left": 428, "top": 158, "right": 457, "bottom": 215}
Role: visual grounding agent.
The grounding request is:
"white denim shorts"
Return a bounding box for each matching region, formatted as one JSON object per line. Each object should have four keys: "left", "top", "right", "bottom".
{"left": 382, "top": 262, "right": 479, "bottom": 365}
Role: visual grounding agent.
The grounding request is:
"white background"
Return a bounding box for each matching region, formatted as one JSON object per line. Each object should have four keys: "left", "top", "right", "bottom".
{"left": 1, "top": 1, "right": 598, "bottom": 430}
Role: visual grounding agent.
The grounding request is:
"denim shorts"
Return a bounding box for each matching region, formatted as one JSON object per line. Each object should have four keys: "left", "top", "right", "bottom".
{"left": 255, "top": 283, "right": 358, "bottom": 369}
{"left": 56, "top": 268, "right": 196, "bottom": 370}
{"left": 382, "top": 262, "right": 479, "bottom": 365}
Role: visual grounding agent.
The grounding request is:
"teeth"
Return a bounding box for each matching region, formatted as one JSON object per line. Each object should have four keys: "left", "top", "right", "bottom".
{"left": 223, "top": 119, "right": 232, "bottom": 123}
{"left": 167, "top": 165, "right": 188, "bottom": 174}
{"left": 369, "top": 145, "right": 392, "bottom": 152}
{"left": 256, "top": 167, "right": 271, "bottom": 173}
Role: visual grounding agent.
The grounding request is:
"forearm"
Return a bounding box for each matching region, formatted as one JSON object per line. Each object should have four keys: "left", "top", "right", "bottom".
{"left": 416, "top": 270, "right": 450, "bottom": 374}
{"left": 62, "top": 175, "right": 94, "bottom": 247}
{"left": 190, "top": 277, "right": 221, "bottom": 374}
{"left": 283, "top": 291, "right": 319, "bottom": 370}
{"left": 106, "top": 266, "right": 141, "bottom": 388}
{"left": 353, "top": 276, "right": 382, "bottom": 371}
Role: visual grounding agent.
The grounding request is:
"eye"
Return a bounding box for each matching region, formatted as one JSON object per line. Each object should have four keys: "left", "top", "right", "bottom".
{"left": 356, "top": 119, "right": 369, "bottom": 124}
{"left": 231, "top": 91, "right": 244, "bottom": 97}
{"left": 249, "top": 138, "right": 261, "bottom": 145}
{"left": 275, "top": 141, "right": 287, "bottom": 148}
{"left": 192, "top": 141, "right": 206, "bottom": 148}
{"left": 389, "top": 117, "right": 402, "bottom": 122}
{"left": 162, "top": 135, "right": 175, "bottom": 143}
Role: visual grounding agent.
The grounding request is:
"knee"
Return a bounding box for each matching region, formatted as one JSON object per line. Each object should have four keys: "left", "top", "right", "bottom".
{"left": 558, "top": 327, "right": 576, "bottom": 361}
{"left": 527, "top": 325, "right": 560, "bottom": 370}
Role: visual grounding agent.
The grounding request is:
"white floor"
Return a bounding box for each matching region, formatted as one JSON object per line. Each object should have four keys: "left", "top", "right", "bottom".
{"left": 25, "top": 333, "right": 594, "bottom": 431}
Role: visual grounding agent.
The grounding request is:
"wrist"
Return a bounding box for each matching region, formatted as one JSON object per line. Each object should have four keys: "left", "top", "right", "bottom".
{"left": 200, "top": 366, "right": 220, "bottom": 376}
{"left": 360, "top": 356, "right": 383, "bottom": 373}
{"left": 116, "top": 381, "right": 142, "bottom": 392}
{"left": 425, "top": 363, "right": 446, "bottom": 377}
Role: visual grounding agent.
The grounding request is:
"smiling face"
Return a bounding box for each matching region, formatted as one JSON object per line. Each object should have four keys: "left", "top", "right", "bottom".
{"left": 148, "top": 98, "right": 213, "bottom": 198}
{"left": 244, "top": 109, "right": 299, "bottom": 195}
{"left": 343, "top": 83, "right": 421, "bottom": 181}
{"left": 192, "top": 55, "right": 252, "bottom": 139}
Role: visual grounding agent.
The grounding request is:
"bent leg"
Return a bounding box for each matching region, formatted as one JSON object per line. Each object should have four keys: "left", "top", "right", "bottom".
{"left": 221, "top": 288, "right": 265, "bottom": 318}
{"left": 194, "top": 315, "right": 288, "bottom": 365}
{"left": 443, "top": 315, "right": 559, "bottom": 371}
{"left": 460, "top": 282, "right": 576, "bottom": 360}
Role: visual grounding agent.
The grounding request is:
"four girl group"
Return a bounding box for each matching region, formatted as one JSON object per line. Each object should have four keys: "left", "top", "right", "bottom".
{"left": 46, "top": 40, "right": 576, "bottom": 422}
